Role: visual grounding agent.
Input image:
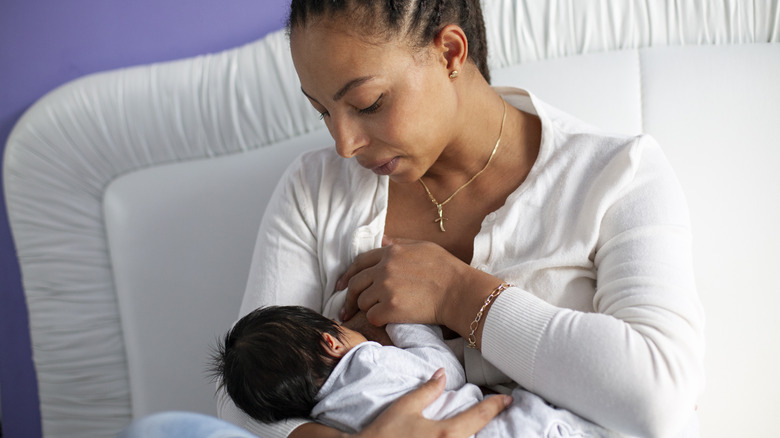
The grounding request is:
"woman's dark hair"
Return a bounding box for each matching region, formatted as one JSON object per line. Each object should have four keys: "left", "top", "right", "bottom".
{"left": 210, "top": 305, "right": 345, "bottom": 423}
{"left": 287, "top": 0, "right": 490, "bottom": 83}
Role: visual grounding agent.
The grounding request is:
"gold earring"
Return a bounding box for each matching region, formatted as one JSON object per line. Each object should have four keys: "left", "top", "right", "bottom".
{"left": 449, "top": 70, "right": 459, "bottom": 79}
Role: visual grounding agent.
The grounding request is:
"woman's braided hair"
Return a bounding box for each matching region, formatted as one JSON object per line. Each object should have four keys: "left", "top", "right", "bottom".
{"left": 287, "top": 0, "right": 490, "bottom": 83}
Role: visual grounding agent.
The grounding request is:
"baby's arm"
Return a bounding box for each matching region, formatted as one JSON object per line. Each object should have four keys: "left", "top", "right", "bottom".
{"left": 386, "top": 323, "right": 466, "bottom": 390}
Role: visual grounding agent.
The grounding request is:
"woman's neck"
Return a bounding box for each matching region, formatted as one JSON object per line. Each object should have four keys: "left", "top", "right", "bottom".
{"left": 421, "top": 85, "right": 535, "bottom": 194}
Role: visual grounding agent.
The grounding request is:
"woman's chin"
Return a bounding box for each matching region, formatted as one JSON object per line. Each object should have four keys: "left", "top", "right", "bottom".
{"left": 387, "top": 173, "right": 418, "bottom": 185}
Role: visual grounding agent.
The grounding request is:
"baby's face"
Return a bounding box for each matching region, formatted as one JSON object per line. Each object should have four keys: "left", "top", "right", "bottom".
{"left": 339, "top": 326, "right": 368, "bottom": 351}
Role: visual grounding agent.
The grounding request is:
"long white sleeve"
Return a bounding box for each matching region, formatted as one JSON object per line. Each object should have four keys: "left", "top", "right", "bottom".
{"left": 479, "top": 130, "right": 705, "bottom": 437}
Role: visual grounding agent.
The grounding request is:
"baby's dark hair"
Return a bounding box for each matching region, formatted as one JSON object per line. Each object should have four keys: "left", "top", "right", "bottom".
{"left": 287, "top": 0, "right": 490, "bottom": 83}
{"left": 210, "top": 305, "right": 345, "bottom": 423}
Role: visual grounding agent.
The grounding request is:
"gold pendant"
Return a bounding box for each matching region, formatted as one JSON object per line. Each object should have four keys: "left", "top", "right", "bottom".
{"left": 434, "top": 203, "right": 448, "bottom": 232}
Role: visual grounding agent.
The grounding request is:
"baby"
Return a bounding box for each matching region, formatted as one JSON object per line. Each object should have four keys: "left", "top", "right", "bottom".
{"left": 211, "top": 305, "right": 618, "bottom": 437}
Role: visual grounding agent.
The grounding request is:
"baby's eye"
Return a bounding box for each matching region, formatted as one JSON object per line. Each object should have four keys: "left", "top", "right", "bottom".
{"left": 318, "top": 111, "right": 330, "bottom": 120}
{"left": 358, "top": 94, "right": 383, "bottom": 115}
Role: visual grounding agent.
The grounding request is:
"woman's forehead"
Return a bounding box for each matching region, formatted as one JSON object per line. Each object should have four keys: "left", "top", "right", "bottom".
{"left": 290, "top": 25, "right": 419, "bottom": 95}
{"left": 291, "top": 28, "right": 379, "bottom": 76}
{"left": 290, "top": 19, "right": 407, "bottom": 57}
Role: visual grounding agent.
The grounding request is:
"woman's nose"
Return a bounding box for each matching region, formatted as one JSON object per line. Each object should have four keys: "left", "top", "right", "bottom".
{"left": 330, "top": 116, "right": 366, "bottom": 158}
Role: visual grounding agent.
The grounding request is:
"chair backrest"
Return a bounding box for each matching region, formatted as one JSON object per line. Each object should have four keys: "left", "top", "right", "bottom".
{"left": 103, "top": 129, "right": 331, "bottom": 417}
{"left": 4, "top": 1, "right": 779, "bottom": 436}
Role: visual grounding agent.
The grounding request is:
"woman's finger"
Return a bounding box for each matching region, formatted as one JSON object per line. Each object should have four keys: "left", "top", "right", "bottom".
{"left": 339, "top": 252, "right": 384, "bottom": 321}
{"left": 342, "top": 271, "right": 379, "bottom": 321}
{"left": 355, "top": 279, "right": 381, "bottom": 313}
{"left": 364, "top": 299, "right": 391, "bottom": 326}
{"left": 335, "top": 247, "right": 384, "bottom": 291}
{"left": 356, "top": 369, "right": 510, "bottom": 438}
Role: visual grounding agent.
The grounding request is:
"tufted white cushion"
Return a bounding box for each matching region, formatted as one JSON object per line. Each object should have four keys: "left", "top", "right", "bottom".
{"left": 4, "top": 29, "right": 322, "bottom": 437}
{"left": 104, "top": 129, "right": 332, "bottom": 418}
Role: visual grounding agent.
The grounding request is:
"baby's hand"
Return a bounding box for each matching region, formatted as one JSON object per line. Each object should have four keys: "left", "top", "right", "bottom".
{"left": 342, "top": 311, "right": 393, "bottom": 346}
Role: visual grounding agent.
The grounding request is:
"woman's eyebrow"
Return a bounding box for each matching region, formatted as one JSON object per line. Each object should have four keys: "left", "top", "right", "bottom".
{"left": 300, "top": 76, "right": 375, "bottom": 104}
{"left": 300, "top": 88, "right": 320, "bottom": 104}
{"left": 332, "top": 76, "right": 374, "bottom": 102}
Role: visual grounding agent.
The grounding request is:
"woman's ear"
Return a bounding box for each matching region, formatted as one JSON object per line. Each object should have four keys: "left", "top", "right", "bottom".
{"left": 435, "top": 24, "right": 469, "bottom": 74}
{"left": 322, "top": 332, "right": 348, "bottom": 358}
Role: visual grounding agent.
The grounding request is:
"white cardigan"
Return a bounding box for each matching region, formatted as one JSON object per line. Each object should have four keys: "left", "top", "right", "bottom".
{"left": 219, "top": 89, "right": 705, "bottom": 438}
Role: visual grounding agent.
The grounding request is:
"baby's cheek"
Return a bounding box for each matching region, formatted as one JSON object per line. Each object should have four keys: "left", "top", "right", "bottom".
{"left": 342, "top": 311, "right": 393, "bottom": 346}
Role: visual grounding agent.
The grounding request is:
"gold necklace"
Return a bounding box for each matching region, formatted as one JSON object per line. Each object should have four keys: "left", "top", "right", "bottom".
{"left": 418, "top": 99, "right": 507, "bottom": 232}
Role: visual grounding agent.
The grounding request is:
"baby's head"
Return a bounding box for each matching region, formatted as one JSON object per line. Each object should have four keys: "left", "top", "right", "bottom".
{"left": 211, "top": 305, "right": 366, "bottom": 422}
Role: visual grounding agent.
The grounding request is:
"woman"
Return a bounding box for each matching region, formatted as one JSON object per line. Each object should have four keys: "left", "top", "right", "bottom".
{"left": 219, "top": 0, "right": 705, "bottom": 437}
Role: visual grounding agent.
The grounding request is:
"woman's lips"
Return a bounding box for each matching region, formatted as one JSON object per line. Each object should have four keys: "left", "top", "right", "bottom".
{"left": 371, "top": 157, "right": 399, "bottom": 175}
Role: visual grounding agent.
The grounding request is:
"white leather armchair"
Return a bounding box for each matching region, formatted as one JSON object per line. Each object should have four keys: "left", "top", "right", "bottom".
{"left": 4, "top": 1, "right": 779, "bottom": 436}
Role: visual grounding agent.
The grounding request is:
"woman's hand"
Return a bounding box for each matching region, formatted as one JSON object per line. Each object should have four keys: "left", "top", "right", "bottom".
{"left": 337, "top": 236, "right": 466, "bottom": 327}
{"left": 339, "top": 236, "right": 503, "bottom": 337}
{"left": 356, "top": 368, "right": 511, "bottom": 438}
{"left": 290, "top": 369, "right": 510, "bottom": 438}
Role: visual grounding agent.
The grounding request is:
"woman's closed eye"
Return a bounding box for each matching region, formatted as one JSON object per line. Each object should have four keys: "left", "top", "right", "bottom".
{"left": 358, "top": 93, "right": 383, "bottom": 115}
{"left": 316, "top": 94, "right": 383, "bottom": 120}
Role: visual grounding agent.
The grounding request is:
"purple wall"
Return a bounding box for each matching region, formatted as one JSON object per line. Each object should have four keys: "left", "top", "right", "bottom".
{"left": 0, "top": 1, "right": 289, "bottom": 436}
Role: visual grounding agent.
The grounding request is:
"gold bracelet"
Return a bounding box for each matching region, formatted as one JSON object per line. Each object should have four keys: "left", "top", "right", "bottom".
{"left": 466, "top": 282, "right": 512, "bottom": 349}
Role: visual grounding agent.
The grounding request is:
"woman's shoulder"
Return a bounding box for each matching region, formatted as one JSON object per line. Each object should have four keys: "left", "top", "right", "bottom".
{"left": 510, "top": 91, "right": 672, "bottom": 195}
{"left": 534, "top": 97, "right": 663, "bottom": 166}
{"left": 499, "top": 87, "right": 650, "bottom": 156}
{"left": 536, "top": 98, "right": 641, "bottom": 144}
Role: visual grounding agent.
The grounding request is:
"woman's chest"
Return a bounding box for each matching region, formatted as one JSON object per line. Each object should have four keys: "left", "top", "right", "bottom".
{"left": 383, "top": 177, "right": 523, "bottom": 264}
{"left": 383, "top": 195, "right": 598, "bottom": 312}
{"left": 383, "top": 199, "right": 483, "bottom": 264}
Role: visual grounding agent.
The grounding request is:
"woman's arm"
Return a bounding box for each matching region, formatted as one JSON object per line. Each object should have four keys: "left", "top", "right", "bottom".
{"left": 479, "top": 137, "right": 705, "bottom": 437}
{"left": 238, "top": 155, "right": 325, "bottom": 318}
{"left": 337, "top": 135, "right": 704, "bottom": 437}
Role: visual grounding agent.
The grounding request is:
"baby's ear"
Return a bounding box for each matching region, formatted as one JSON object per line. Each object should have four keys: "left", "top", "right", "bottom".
{"left": 321, "top": 333, "right": 347, "bottom": 358}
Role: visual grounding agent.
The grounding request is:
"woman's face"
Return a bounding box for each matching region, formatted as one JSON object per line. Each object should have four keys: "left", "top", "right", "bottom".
{"left": 290, "top": 21, "right": 459, "bottom": 183}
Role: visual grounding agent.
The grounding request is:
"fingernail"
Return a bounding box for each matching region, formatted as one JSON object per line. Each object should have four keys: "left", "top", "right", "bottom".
{"left": 503, "top": 395, "right": 513, "bottom": 407}
{"left": 335, "top": 278, "right": 345, "bottom": 291}
{"left": 432, "top": 368, "right": 445, "bottom": 381}
{"left": 339, "top": 308, "right": 346, "bottom": 321}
